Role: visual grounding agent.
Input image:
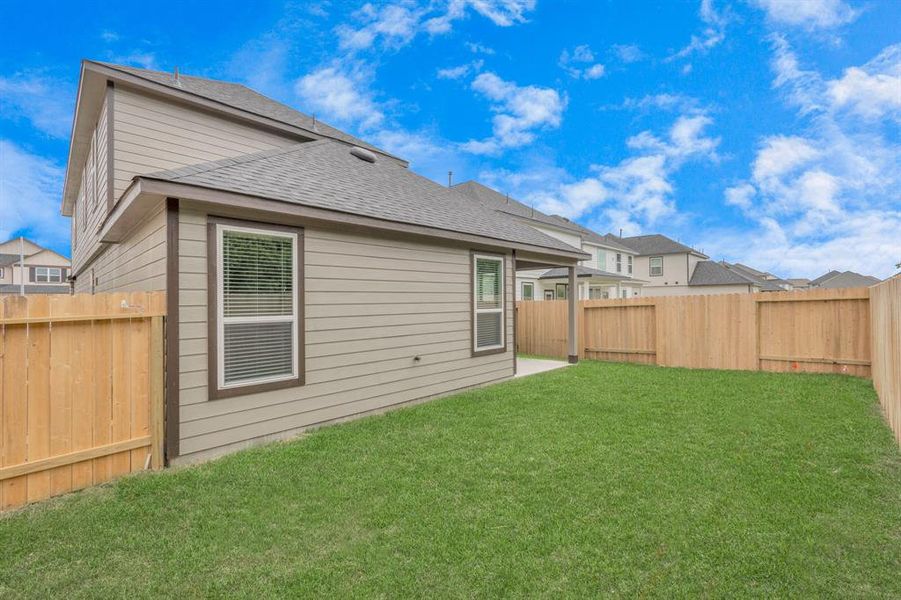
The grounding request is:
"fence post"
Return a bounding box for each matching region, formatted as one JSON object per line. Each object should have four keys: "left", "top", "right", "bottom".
{"left": 149, "top": 316, "right": 165, "bottom": 469}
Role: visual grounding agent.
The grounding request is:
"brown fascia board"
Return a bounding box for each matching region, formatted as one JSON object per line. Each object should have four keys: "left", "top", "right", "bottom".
{"left": 100, "top": 177, "right": 589, "bottom": 263}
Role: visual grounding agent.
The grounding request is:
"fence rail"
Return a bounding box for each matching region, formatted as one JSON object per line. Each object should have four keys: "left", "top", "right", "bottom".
{"left": 0, "top": 292, "right": 165, "bottom": 511}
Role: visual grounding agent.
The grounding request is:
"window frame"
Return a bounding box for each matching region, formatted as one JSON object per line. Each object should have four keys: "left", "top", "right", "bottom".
{"left": 616, "top": 253, "right": 622, "bottom": 273}
{"left": 649, "top": 256, "right": 664, "bottom": 277}
{"left": 34, "top": 267, "right": 63, "bottom": 283}
{"left": 207, "top": 217, "right": 305, "bottom": 400}
{"left": 521, "top": 281, "right": 534, "bottom": 301}
{"left": 544, "top": 289, "right": 555, "bottom": 300}
{"left": 627, "top": 255, "right": 633, "bottom": 275}
{"left": 471, "top": 251, "right": 506, "bottom": 357}
{"left": 555, "top": 283, "right": 568, "bottom": 300}
{"left": 596, "top": 249, "right": 606, "bottom": 271}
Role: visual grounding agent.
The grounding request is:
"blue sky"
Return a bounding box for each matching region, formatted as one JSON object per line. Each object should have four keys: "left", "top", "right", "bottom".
{"left": 1, "top": 0, "right": 898, "bottom": 277}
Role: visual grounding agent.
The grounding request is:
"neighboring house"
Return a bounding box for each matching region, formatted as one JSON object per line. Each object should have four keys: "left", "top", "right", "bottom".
{"left": 810, "top": 270, "right": 882, "bottom": 288}
{"left": 721, "top": 262, "right": 794, "bottom": 291}
{"left": 62, "top": 61, "right": 587, "bottom": 465}
{"left": 786, "top": 278, "right": 811, "bottom": 290}
{"left": 0, "top": 237, "right": 71, "bottom": 295}
{"left": 453, "top": 181, "right": 644, "bottom": 300}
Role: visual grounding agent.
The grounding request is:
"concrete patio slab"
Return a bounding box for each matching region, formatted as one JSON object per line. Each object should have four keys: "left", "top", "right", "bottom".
{"left": 515, "top": 357, "right": 571, "bottom": 378}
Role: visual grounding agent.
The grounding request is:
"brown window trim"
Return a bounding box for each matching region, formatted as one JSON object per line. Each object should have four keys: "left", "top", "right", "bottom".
{"left": 470, "top": 249, "right": 507, "bottom": 358}
{"left": 207, "top": 215, "right": 305, "bottom": 400}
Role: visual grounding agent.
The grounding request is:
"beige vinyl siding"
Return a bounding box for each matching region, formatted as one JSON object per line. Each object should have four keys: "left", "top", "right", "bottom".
{"left": 176, "top": 203, "right": 515, "bottom": 463}
{"left": 71, "top": 93, "right": 110, "bottom": 276}
{"left": 74, "top": 200, "right": 167, "bottom": 293}
{"left": 112, "top": 86, "right": 296, "bottom": 199}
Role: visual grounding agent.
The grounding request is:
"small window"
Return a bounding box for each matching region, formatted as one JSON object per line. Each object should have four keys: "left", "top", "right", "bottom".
{"left": 597, "top": 249, "right": 606, "bottom": 270}
{"left": 34, "top": 267, "right": 62, "bottom": 283}
{"left": 621, "top": 289, "right": 628, "bottom": 299}
{"left": 521, "top": 281, "right": 534, "bottom": 301}
{"left": 616, "top": 253, "right": 622, "bottom": 273}
{"left": 627, "top": 255, "right": 633, "bottom": 275}
{"left": 472, "top": 253, "right": 505, "bottom": 354}
{"left": 555, "top": 283, "right": 568, "bottom": 300}
{"left": 210, "top": 221, "right": 303, "bottom": 397}
{"left": 0, "top": 267, "right": 4, "bottom": 278}
{"left": 649, "top": 256, "right": 664, "bottom": 277}
{"left": 588, "top": 286, "right": 605, "bottom": 300}
{"left": 544, "top": 289, "right": 554, "bottom": 300}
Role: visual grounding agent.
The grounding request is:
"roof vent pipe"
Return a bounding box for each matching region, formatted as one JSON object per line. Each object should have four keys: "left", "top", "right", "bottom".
{"left": 448, "top": 171, "right": 453, "bottom": 187}
{"left": 174, "top": 66, "right": 179, "bottom": 81}
{"left": 349, "top": 146, "right": 376, "bottom": 163}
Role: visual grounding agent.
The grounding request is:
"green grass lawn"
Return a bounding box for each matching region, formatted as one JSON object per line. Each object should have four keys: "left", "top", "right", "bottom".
{"left": 2, "top": 362, "right": 899, "bottom": 598}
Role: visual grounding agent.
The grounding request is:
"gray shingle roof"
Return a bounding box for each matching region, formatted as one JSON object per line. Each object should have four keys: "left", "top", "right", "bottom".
{"left": 95, "top": 62, "right": 400, "bottom": 162}
{"left": 720, "top": 262, "right": 784, "bottom": 291}
{"left": 539, "top": 266, "right": 636, "bottom": 280}
{"left": 810, "top": 270, "right": 842, "bottom": 286}
{"left": 617, "top": 234, "right": 706, "bottom": 257}
{"left": 689, "top": 261, "right": 758, "bottom": 287}
{"left": 0, "top": 253, "right": 21, "bottom": 266}
{"left": 0, "top": 285, "right": 70, "bottom": 294}
{"left": 452, "top": 181, "right": 583, "bottom": 233}
{"left": 812, "top": 271, "right": 882, "bottom": 288}
{"left": 453, "top": 181, "right": 635, "bottom": 252}
{"left": 142, "top": 141, "right": 587, "bottom": 257}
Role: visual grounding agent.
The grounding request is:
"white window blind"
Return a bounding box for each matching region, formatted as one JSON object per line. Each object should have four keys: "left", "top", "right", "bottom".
{"left": 35, "top": 267, "right": 62, "bottom": 283}
{"left": 650, "top": 256, "right": 663, "bottom": 276}
{"left": 628, "top": 255, "right": 633, "bottom": 274}
{"left": 473, "top": 255, "right": 504, "bottom": 351}
{"left": 218, "top": 225, "right": 298, "bottom": 389}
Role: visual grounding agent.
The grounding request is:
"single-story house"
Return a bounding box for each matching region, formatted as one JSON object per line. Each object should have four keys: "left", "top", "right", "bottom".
{"left": 61, "top": 61, "right": 588, "bottom": 464}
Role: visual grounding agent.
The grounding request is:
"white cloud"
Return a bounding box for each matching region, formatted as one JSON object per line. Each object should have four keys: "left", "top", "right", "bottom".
{"left": 719, "top": 40, "right": 900, "bottom": 278}
{"left": 437, "top": 60, "right": 483, "bottom": 80}
{"left": 559, "top": 44, "right": 606, "bottom": 79}
{"left": 337, "top": 0, "right": 536, "bottom": 51}
{"left": 0, "top": 140, "right": 69, "bottom": 249}
{"left": 461, "top": 72, "right": 567, "bottom": 154}
{"left": 612, "top": 44, "right": 644, "bottom": 63}
{"left": 0, "top": 74, "right": 73, "bottom": 138}
{"left": 668, "top": 0, "right": 729, "bottom": 61}
{"left": 827, "top": 44, "right": 901, "bottom": 121}
{"left": 294, "top": 66, "right": 384, "bottom": 130}
{"left": 465, "top": 41, "right": 496, "bottom": 55}
{"left": 479, "top": 112, "right": 720, "bottom": 235}
{"left": 749, "top": 0, "right": 858, "bottom": 30}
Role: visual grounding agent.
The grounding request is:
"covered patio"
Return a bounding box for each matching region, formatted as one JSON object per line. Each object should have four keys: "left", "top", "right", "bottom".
{"left": 539, "top": 266, "right": 645, "bottom": 300}
{"left": 514, "top": 251, "right": 584, "bottom": 364}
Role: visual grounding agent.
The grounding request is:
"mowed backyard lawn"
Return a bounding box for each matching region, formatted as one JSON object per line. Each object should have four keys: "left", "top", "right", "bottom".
{"left": 2, "top": 362, "right": 899, "bottom": 598}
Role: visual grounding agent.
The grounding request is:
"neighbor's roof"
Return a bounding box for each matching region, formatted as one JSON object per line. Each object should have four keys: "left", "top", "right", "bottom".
{"left": 617, "top": 234, "right": 707, "bottom": 257}
{"left": 0, "top": 285, "right": 70, "bottom": 294}
{"left": 539, "top": 266, "right": 637, "bottom": 281}
{"left": 94, "top": 62, "right": 400, "bottom": 162}
{"left": 810, "top": 270, "right": 842, "bottom": 286}
{"left": 812, "top": 271, "right": 881, "bottom": 288}
{"left": 689, "top": 261, "right": 758, "bottom": 287}
{"left": 453, "top": 181, "right": 635, "bottom": 252}
{"left": 0, "top": 254, "right": 22, "bottom": 267}
{"left": 720, "top": 262, "right": 784, "bottom": 291}
{"left": 141, "top": 141, "right": 587, "bottom": 256}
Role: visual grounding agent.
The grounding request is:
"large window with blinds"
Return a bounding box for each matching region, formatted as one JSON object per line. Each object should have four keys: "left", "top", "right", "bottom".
{"left": 210, "top": 220, "right": 303, "bottom": 398}
{"left": 472, "top": 253, "right": 505, "bottom": 355}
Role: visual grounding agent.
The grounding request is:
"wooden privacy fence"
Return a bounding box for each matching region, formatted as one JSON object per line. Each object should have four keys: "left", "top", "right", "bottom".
{"left": 0, "top": 292, "right": 165, "bottom": 511}
{"left": 517, "top": 287, "right": 872, "bottom": 375}
{"left": 870, "top": 277, "right": 901, "bottom": 444}
{"left": 517, "top": 284, "right": 901, "bottom": 443}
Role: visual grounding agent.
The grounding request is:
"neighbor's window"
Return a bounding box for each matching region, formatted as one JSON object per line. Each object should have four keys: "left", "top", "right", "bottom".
{"left": 34, "top": 267, "right": 62, "bottom": 283}
{"left": 0, "top": 268, "right": 4, "bottom": 278}
{"left": 627, "top": 255, "right": 633, "bottom": 275}
{"left": 649, "top": 256, "right": 664, "bottom": 277}
{"left": 214, "top": 223, "right": 301, "bottom": 393}
{"left": 522, "top": 281, "right": 534, "bottom": 301}
{"left": 555, "top": 283, "right": 568, "bottom": 300}
{"left": 589, "top": 287, "right": 604, "bottom": 300}
{"left": 473, "top": 253, "right": 505, "bottom": 354}
{"left": 597, "top": 249, "right": 606, "bottom": 270}
{"left": 544, "top": 290, "right": 554, "bottom": 300}
{"left": 616, "top": 253, "right": 622, "bottom": 273}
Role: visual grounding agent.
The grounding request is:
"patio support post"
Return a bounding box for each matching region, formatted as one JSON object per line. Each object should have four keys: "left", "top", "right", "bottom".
{"left": 567, "top": 265, "right": 579, "bottom": 364}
